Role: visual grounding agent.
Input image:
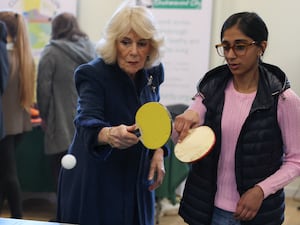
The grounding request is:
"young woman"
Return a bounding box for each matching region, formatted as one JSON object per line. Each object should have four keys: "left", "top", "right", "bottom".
{"left": 174, "top": 12, "right": 300, "bottom": 225}
{"left": 0, "top": 10, "right": 35, "bottom": 219}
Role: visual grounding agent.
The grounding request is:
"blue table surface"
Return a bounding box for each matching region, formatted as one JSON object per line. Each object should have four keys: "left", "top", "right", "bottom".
{"left": 0, "top": 218, "right": 76, "bottom": 225}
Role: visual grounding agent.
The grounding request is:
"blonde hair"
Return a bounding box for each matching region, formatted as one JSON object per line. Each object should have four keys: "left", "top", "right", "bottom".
{"left": 97, "top": 1, "right": 164, "bottom": 68}
{"left": 0, "top": 10, "right": 35, "bottom": 111}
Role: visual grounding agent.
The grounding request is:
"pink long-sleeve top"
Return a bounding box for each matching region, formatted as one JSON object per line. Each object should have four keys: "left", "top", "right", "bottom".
{"left": 189, "top": 79, "right": 300, "bottom": 212}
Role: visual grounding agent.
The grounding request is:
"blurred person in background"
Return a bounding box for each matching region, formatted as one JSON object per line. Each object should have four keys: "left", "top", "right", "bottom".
{"left": 0, "top": 10, "right": 35, "bottom": 219}
{"left": 37, "top": 12, "right": 97, "bottom": 191}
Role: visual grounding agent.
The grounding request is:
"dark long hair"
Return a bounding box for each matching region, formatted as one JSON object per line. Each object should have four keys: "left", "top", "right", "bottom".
{"left": 221, "top": 12, "right": 268, "bottom": 45}
{"left": 51, "top": 12, "right": 87, "bottom": 41}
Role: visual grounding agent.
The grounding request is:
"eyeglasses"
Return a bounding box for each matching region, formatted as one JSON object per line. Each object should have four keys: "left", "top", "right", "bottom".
{"left": 215, "top": 41, "right": 257, "bottom": 57}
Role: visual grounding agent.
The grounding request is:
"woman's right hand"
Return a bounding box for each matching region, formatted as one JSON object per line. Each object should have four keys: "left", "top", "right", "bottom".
{"left": 99, "top": 125, "right": 139, "bottom": 149}
{"left": 174, "top": 109, "right": 199, "bottom": 142}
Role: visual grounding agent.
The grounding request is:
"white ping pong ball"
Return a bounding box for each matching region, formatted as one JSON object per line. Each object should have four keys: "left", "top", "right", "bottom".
{"left": 61, "top": 154, "right": 77, "bottom": 169}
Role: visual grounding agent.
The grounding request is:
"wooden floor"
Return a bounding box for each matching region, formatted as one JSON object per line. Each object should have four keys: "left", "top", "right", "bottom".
{"left": 1, "top": 193, "right": 300, "bottom": 225}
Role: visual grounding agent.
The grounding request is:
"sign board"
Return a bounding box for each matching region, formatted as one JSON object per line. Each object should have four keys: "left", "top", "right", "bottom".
{"left": 138, "top": 0, "right": 213, "bottom": 105}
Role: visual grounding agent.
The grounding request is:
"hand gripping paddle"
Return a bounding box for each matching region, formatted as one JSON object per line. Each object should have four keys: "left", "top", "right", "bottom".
{"left": 135, "top": 102, "right": 172, "bottom": 149}
{"left": 174, "top": 126, "right": 216, "bottom": 163}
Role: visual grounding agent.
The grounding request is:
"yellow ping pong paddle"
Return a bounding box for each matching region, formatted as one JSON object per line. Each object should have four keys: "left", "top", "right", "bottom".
{"left": 174, "top": 126, "right": 215, "bottom": 163}
{"left": 135, "top": 102, "right": 172, "bottom": 150}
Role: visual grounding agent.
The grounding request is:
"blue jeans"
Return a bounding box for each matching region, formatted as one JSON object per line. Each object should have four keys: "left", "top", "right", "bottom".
{"left": 211, "top": 207, "right": 241, "bottom": 225}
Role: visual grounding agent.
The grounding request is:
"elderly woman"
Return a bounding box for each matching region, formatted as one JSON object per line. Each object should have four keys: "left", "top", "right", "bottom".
{"left": 56, "top": 2, "right": 167, "bottom": 225}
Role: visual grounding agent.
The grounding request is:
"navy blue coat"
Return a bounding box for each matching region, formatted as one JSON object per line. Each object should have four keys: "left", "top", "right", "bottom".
{"left": 57, "top": 58, "right": 167, "bottom": 225}
{"left": 0, "top": 21, "right": 8, "bottom": 140}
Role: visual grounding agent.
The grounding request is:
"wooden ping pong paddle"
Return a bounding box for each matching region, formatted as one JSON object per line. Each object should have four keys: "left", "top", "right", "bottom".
{"left": 135, "top": 102, "right": 172, "bottom": 150}
{"left": 174, "top": 126, "right": 215, "bottom": 163}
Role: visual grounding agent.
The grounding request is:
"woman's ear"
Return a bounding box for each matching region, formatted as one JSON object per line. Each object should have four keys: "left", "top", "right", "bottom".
{"left": 260, "top": 41, "right": 267, "bottom": 56}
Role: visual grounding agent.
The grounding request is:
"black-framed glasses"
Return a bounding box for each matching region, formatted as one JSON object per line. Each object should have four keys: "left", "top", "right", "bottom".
{"left": 215, "top": 41, "right": 257, "bottom": 57}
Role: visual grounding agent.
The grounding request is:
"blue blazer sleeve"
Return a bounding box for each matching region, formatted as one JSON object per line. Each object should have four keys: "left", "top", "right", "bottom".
{"left": 71, "top": 61, "right": 113, "bottom": 160}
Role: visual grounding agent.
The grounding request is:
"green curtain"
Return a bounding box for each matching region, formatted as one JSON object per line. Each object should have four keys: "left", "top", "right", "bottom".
{"left": 16, "top": 126, "right": 54, "bottom": 192}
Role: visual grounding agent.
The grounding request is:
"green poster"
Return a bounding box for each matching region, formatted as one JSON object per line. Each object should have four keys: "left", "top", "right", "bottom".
{"left": 151, "top": 0, "right": 202, "bottom": 9}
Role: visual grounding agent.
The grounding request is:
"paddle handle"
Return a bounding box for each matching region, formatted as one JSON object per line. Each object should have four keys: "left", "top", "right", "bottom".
{"left": 132, "top": 129, "right": 141, "bottom": 137}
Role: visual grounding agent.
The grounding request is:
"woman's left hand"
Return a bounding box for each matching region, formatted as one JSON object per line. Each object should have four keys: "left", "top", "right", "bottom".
{"left": 148, "top": 148, "right": 165, "bottom": 191}
{"left": 234, "top": 185, "right": 264, "bottom": 221}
